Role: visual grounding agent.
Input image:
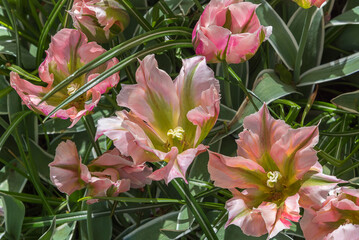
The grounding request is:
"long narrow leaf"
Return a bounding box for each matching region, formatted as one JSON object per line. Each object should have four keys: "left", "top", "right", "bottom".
{"left": 23, "top": 203, "right": 173, "bottom": 228}
{"left": 0, "top": 110, "right": 32, "bottom": 152}
{"left": 42, "top": 40, "right": 192, "bottom": 122}
{"left": 39, "top": 27, "right": 191, "bottom": 104}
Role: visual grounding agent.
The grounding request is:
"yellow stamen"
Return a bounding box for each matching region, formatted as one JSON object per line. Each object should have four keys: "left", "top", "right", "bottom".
{"left": 267, "top": 171, "right": 282, "bottom": 188}
{"left": 167, "top": 127, "right": 185, "bottom": 141}
{"left": 67, "top": 83, "right": 80, "bottom": 95}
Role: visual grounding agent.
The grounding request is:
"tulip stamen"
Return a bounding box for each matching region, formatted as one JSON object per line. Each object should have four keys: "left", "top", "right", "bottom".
{"left": 167, "top": 127, "right": 185, "bottom": 141}
{"left": 266, "top": 171, "right": 282, "bottom": 188}
{"left": 67, "top": 83, "right": 80, "bottom": 96}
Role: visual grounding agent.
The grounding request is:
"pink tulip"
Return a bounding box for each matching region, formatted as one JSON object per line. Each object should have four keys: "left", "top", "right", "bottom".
{"left": 208, "top": 104, "right": 343, "bottom": 238}
{"left": 88, "top": 148, "right": 152, "bottom": 189}
{"left": 10, "top": 29, "right": 119, "bottom": 128}
{"left": 69, "top": 0, "right": 129, "bottom": 43}
{"left": 50, "top": 141, "right": 152, "bottom": 203}
{"left": 49, "top": 140, "right": 91, "bottom": 195}
{"left": 96, "top": 54, "right": 220, "bottom": 184}
{"left": 293, "top": 0, "right": 327, "bottom": 9}
{"left": 301, "top": 187, "right": 359, "bottom": 240}
{"left": 192, "top": 0, "right": 272, "bottom": 64}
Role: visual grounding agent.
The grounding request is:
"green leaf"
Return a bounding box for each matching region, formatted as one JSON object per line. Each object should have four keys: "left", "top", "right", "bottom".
{"left": 0, "top": 110, "right": 32, "bottom": 152}
{"left": 7, "top": 64, "right": 41, "bottom": 82}
{"left": 176, "top": 205, "right": 194, "bottom": 231}
{"left": 0, "top": 86, "right": 13, "bottom": 101}
{"left": 248, "top": 0, "right": 298, "bottom": 69}
{"left": 0, "top": 159, "right": 27, "bottom": 192}
{"left": 298, "top": 52, "right": 359, "bottom": 86}
{"left": 28, "top": 139, "right": 54, "bottom": 182}
{"left": 331, "top": 90, "right": 359, "bottom": 113}
{"left": 0, "top": 192, "right": 25, "bottom": 240}
{"left": 123, "top": 211, "right": 179, "bottom": 240}
{"left": 52, "top": 222, "right": 76, "bottom": 240}
{"left": 326, "top": 6, "right": 359, "bottom": 27}
{"left": 87, "top": 202, "right": 112, "bottom": 240}
{"left": 23, "top": 203, "right": 173, "bottom": 228}
{"left": 0, "top": 77, "right": 10, "bottom": 114}
{"left": 288, "top": 8, "right": 324, "bottom": 72}
{"left": 39, "top": 217, "right": 56, "bottom": 240}
{"left": 217, "top": 104, "right": 236, "bottom": 122}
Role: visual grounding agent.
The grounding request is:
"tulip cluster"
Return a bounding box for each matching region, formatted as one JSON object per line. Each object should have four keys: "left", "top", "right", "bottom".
{"left": 208, "top": 104, "right": 344, "bottom": 238}
{"left": 9, "top": 0, "right": 357, "bottom": 238}
{"left": 192, "top": 0, "right": 272, "bottom": 64}
{"left": 69, "top": 0, "right": 130, "bottom": 43}
{"left": 49, "top": 141, "right": 152, "bottom": 204}
{"left": 10, "top": 29, "right": 120, "bottom": 127}
{"left": 96, "top": 54, "right": 220, "bottom": 184}
{"left": 301, "top": 187, "right": 359, "bottom": 239}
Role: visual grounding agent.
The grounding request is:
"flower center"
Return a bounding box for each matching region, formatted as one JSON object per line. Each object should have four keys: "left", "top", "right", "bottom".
{"left": 67, "top": 83, "right": 80, "bottom": 96}
{"left": 167, "top": 127, "right": 185, "bottom": 141}
{"left": 267, "top": 171, "right": 282, "bottom": 188}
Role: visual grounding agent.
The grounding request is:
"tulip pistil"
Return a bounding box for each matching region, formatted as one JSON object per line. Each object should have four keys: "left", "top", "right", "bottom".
{"left": 266, "top": 171, "right": 282, "bottom": 188}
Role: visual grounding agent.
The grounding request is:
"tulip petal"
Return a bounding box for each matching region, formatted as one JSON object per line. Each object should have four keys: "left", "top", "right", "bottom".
{"left": 327, "top": 224, "right": 359, "bottom": 240}
{"left": 225, "top": 196, "right": 268, "bottom": 237}
{"left": 208, "top": 151, "right": 266, "bottom": 189}
{"left": 299, "top": 173, "right": 345, "bottom": 209}
{"left": 49, "top": 140, "right": 91, "bottom": 195}
{"left": 270, "top": 125, "right": 319, "bottom": 180}
{"left": 117, "top": 55, "right": 179, "bottom": 139}
{"left": 228, "top": 2, "right": 260, "bottom": 33}
{"left": 149, "top": 145, "right": 206, "bottom": 184}
{"left": 174, "top": 56, "right": 220, "bottom": 145}
{"left": 237, "top": 104, "right": 290, "bottom": 170}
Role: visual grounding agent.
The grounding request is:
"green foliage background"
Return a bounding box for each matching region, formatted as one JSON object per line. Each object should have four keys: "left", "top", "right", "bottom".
{"left": 0, "top": 0, "right": 358, "bottom": 239}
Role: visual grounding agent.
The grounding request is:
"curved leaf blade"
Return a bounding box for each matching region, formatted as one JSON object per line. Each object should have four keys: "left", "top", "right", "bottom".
{"left": 249, "top": 0, "right": 298, "bottom": 69}
{"left": 0, "top": 192, "right": 25, "bottom": 240}
{"left": 326, "top": 6, "right": 359, "bottom": 27}
{"left": 0, "top": 110, "right": 32, "bottom": 152}
{"left": 298, "top": 52, "right": 359, "bottom": 86}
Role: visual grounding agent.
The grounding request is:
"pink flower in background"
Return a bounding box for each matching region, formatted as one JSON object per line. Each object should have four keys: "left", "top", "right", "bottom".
{"left": 293, "top": 0, "right": 327, "bottom": 9}
{"left": 301, "top": 187, "right": 359, "bottom": 240}
{"left": 10, "top": 29, "right": 119, "bottom": 128}
{"left": 49, "top": 141, "right": 152, "bottom": 203}
{"left": 88, "top": 148, "right": 152, "bottom": 189}
{"left": 208, "top": 104, "right": 343, "bottom": 238}
{"left": 192, "top": 0, "right": 272, "bottom": 64}
{"left": 96, "top": 54, "right": 220, "bottom": 184}
{"left": 49, "top": 140, "right": 91, "bottom": 195}
{"left": 69, "top": 0, "right": 129, "bottom": 43}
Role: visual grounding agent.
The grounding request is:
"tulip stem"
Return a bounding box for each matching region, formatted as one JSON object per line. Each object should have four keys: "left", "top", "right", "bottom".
{"left": 82, "top": 115, "right": 102, "bottom": 157}
{"left": 222, "top": 62, "right": 233, "bottom": 109}
{"left": 293, "top": 7, "right": 316, "bottom": 83}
